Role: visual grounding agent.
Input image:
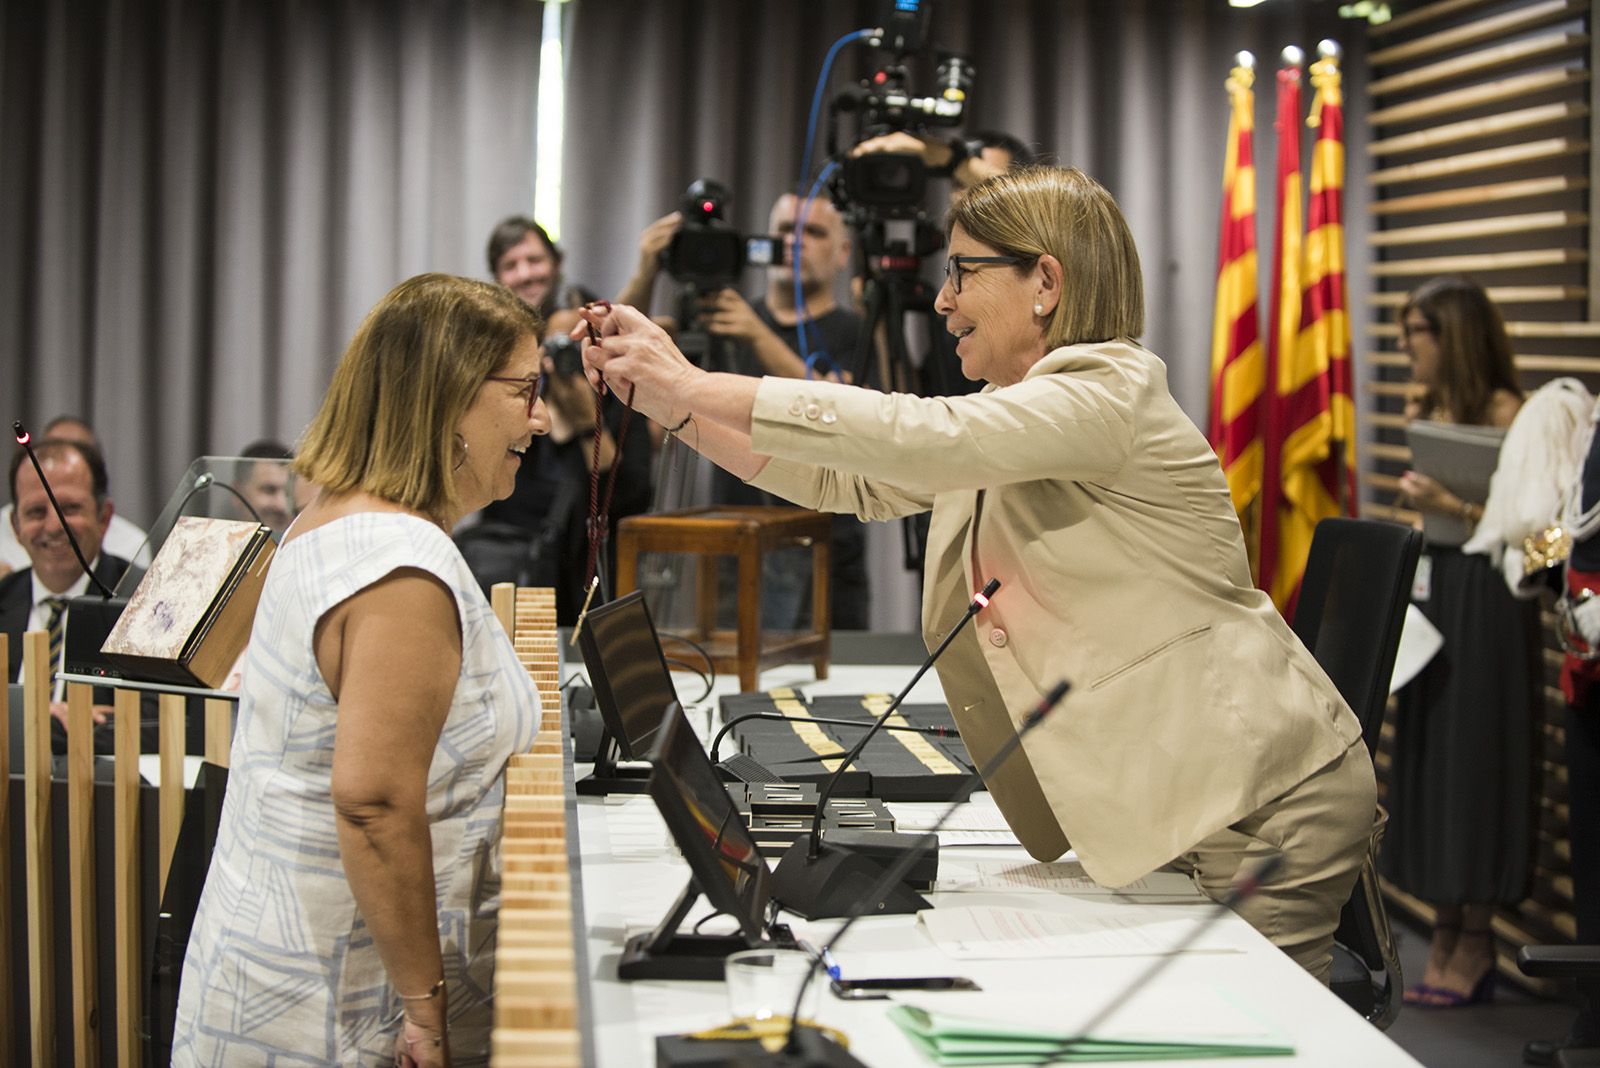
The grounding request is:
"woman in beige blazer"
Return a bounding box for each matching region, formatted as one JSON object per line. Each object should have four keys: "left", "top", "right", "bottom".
{"left": 581, "top": 166, "right": 1375, "bottom": 982}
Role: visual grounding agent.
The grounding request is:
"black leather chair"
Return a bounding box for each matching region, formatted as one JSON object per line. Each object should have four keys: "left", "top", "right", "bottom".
{"left": 1517, "top": 948, "right": 1600, "bottom": 1067}
{"left": 1290, "top": 516, "right": 1423, "bottom": 1029}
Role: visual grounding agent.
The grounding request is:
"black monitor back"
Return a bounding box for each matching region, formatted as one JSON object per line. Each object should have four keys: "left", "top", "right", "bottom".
{"left": 576, "top": 591, "right": 679, "bottom": 761}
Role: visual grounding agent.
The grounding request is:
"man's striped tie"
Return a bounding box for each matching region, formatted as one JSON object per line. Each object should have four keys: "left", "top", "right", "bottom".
{"left": 41, "top": 596, "right": 68, "bottom": 673}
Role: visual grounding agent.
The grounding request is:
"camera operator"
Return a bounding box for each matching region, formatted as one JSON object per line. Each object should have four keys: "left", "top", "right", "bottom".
{"left": 463, "top": 307, "right": 652, "bottom": 624}
{"left": 852, "top": 128, "right": 1029, "bottom": 198}
{"left": 711, "top": 192, "right": 870, "bottom": 629}
{"left": 615, "top": 191, "right": 871, "bottom": 629}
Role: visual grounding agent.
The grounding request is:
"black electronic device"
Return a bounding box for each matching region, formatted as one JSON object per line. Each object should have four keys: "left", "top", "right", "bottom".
{"left": 712, "top": 702, "right": 967, "bottom": 799}
{"left": 771, "top": 579, "right": 997, "bottom": 920}
{"left": 573, "top": 590, "right": 683, "bottom": 795}
{"left": 655, "top": 681, "right": 1069, "bottom": 1068}
{"left": 619, "top": 703, "right": 797, "bottom": 981}
{"left": 544, "top": 333, "right": 585, "bottom": 377}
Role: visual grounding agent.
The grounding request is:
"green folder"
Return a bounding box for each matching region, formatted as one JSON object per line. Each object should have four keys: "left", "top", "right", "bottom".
{"left": 887, "top": 1004, "right": 1295, "bottom": 1064}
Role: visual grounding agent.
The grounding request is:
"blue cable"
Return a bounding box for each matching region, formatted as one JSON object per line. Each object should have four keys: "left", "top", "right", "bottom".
{"left": 793, "top": 160, "right": 839, "bottom": 376}
{"left": 799, "top": 28, "right": 873, "bottom": 188}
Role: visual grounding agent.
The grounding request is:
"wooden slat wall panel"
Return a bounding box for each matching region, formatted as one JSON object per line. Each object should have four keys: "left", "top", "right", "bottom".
{"left": 1364, "top": 0, "right": 1597, "bottom": 991}
{"left": 490, "top": 586, "right": 589, "bottom": 1068}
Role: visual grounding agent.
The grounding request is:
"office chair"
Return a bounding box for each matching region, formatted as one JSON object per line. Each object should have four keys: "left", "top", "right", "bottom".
{"left": 1291, "top": 516, "right": 1423, "bottom": 1029}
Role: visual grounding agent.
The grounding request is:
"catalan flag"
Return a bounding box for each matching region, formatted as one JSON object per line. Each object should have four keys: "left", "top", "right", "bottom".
{"left": 1262, "top": 46, "right": 1358, "bottom": 614}
{"left": 1258, "top": 54, "right": 1305, "bottom": 612}
{"left": 1208, "top": 57, "right": 1265, "bottom": 535}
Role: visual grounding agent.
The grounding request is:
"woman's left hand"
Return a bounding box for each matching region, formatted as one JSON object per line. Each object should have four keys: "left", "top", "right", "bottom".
{"left": 1398, "top": 470, "right": 1454, "bottom": 514}
{"left": 576, "top": 303, "right": 701, "bottom": 428}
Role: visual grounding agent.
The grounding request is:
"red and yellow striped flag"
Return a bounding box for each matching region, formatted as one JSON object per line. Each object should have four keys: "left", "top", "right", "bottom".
{"left": 1262, "top": 47, "right": 1358, "bottom": 614}
{"left": 1208, "top": 57, "right": 1265, "bottom": 533}
{"left": 1259, "top": 55, "right": 1304, "bottom": 611}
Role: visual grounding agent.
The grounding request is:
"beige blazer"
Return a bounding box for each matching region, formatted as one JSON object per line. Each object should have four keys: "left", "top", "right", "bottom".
{"left": 748, "top": 339, "right": 1363, "bottom": 888}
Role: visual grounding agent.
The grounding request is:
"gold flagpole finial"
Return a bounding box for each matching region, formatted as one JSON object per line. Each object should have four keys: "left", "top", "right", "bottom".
{"left": 1227, "top": 51, "right": 1256, "bottom": 96}
{"left": 1307, "top": 40, "right": 1343, "bottom": 127}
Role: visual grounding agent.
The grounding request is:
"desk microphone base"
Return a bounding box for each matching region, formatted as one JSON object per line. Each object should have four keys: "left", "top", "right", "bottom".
{"left": 656, "top": 1025, "right": 870, "bottom": 1067}
{"left": 771, "top": 833, "right": 934, "bottom": 920}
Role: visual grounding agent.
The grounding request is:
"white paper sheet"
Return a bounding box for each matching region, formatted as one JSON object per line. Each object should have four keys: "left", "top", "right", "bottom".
{"left": 1390, "top": 602, "right": 1443, "bottom": 694}
{"left": 888, "top": 793, "right": 1022, "bottom": 845}
{"left": 919, "top": 905, "right": 1240, "bottom": 959}
{"left": 933, "top": 859, "right": 1197, "bottom": 896}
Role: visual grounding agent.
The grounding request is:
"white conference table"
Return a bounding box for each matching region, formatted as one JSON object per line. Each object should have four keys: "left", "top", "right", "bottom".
{"left": 567, "top": 662, "right": 1420, "bottom": 1067}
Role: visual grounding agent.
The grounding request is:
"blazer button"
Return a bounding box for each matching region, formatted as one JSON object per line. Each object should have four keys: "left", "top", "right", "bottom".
{"left": 788, "top": 397, "right": 805, "bottom": 416}
{"left": 989, "top": 628, "right": 1008, "bottom": 648}
{"left": 804, "top": 402, "right": 822, "bottom": 420}
{"left": 821, "top": 406, "right": 837, "bottom": 425}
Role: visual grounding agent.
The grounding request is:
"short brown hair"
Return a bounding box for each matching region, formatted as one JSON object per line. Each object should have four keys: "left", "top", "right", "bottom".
{"left": 294, "top": 273, "right": 541, "bottom": 521}
{"left": 946, "top": 166, "right": 1144, "bottom": 347}
{"left": 1402, "top": 277, "right": 1522, "bottom": 425}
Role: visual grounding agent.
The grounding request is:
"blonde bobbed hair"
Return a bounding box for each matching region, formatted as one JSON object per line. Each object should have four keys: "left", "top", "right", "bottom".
{"left": 947, "top": 166, "right": 1144, "bottom": 347}
{"left": 294, "top": 273, "right": 542, "bottom": 522}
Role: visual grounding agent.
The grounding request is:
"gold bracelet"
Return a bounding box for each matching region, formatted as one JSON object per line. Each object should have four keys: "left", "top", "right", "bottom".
{"left": 399, "top": 978, "right": 446, "bottom": 1002}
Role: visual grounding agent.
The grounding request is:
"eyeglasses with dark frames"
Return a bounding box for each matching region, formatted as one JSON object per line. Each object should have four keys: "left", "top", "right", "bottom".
{"left": 1400, "top": 320, "right": 1436, "bottom": 341}
{"left": 943, "top": 254, "right": 1027, "bottom": 294}
{"left": 483, "top": 372, "right": 546, "bottom": 418}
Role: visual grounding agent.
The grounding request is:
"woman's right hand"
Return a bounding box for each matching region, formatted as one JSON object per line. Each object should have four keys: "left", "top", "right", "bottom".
{"left": 577, "top": 303, "right": 700, "bottom": 428}
{"left": 395, "top": 1015, "right": 451, "bottom": 1068}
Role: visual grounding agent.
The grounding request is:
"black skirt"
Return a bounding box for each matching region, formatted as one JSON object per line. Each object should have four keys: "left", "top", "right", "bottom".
{"left": 1379, "top": 545, "right": 1541, "bottom": 905}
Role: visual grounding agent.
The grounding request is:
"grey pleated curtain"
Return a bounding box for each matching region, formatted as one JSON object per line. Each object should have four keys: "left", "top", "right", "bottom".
{"left": 2, "top": 0, "right": 546, "bottom": 522}
{"left": 562, "top": 0, "right": 1371, "bottom": 424}
{"left": 2, "top": 0, "right": 1368, "bottom": 542}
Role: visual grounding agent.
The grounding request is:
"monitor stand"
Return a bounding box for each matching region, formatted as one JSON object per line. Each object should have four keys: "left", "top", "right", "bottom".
{"left": 574, "top": 732, "right": 651, "bottom": 796}
{"left": 618, "top": 878, "right": 796, "bottom": 982}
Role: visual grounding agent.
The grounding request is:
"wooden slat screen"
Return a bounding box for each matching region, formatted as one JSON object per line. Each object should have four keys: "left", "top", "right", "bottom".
{"left": 1363, "top": 0, "right": 1599, "bottom": 992}
{"left": 490, "top": 585, "right": 590, "bottom": 1068}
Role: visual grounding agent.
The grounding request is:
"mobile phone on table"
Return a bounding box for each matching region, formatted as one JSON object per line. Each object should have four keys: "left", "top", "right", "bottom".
{"left": 829, "top": 976, "right": 980, "bottom": 999}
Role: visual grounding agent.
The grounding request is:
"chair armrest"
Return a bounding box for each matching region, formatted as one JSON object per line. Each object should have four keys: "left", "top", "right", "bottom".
{"left": 1517, "top": 945, "right": 1600, "bottom": 979}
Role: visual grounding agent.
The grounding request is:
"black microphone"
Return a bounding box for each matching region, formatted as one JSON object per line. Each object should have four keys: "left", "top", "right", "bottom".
{"left": 13, "top": 421, "right": 116, "bottom": 599}
{"left": 771, "top": 578, "right": 999, "bottom": 920}
{"left": 769, "top": 680, "right": 1073, "bottom": 1068}
{"left": 708, "top": 711, "right": 956, "bottom": 764}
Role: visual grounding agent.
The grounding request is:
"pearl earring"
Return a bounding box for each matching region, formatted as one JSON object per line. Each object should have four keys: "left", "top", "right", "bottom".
{"left": 1033, "top": 303, "right": 1045, "bottom": 316}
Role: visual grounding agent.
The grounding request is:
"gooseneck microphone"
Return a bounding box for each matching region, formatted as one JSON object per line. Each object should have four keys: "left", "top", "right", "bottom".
{"left": 771, "top": 578, "right": 999, "bottom": 920}
{"left": 771, "top": 680, "right": 1073, "bottom": 1068}
{"left": 806, "top": 577, "right": 998, "bottom": 858}
{"left": 708, "top": 712, "right": 955, "bottom": 765}
{"left": 13, "top": 421, "right": 116, "bottom": 599}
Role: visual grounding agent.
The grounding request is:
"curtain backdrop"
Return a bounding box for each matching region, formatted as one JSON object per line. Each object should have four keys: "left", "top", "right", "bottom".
{"left": 1, "top": 0, "right": 546, "bottom": 523}
{"left": 2, "top": 0, "right": 1371, "bottom": 627}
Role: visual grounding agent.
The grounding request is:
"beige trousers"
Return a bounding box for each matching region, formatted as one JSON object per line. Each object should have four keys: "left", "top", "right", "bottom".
{"left": 1171, "top": 737, "right": 1377, "bottom": 983}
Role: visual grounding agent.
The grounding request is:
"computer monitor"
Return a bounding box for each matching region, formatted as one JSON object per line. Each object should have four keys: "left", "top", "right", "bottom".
{"left": 648, "top": 702, "right": 772, "bottom": 943}
{"left": 576, "top": 590, "right": 678, "bottom": 762}
{"left": 617, "top": 702, "right": 792, "bottom": 980}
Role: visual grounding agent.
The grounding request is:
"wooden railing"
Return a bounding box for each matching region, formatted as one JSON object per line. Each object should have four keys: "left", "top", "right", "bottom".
{"left": 488, "top": 584, "right": 591, "bottom": 1068}
{"left": 2, "top": 632, "right": 235, "bottom": 1067}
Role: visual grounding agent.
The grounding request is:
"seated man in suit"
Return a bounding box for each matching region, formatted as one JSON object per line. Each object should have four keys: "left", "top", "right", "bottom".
{"left": 2, "top": 439, "right": 136, "bottom": 751}
{"left": 0, "top": 414, "right": 151, "bottom": 578}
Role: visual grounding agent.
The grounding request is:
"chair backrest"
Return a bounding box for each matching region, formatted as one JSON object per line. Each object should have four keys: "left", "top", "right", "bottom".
{"left": 1290, "top": 517, "right": 1424, "bottom": 757}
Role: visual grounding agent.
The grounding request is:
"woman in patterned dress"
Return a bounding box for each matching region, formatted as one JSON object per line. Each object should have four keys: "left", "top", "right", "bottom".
{"left": 174, "top": 274, "right": 549, "bottom": 1066}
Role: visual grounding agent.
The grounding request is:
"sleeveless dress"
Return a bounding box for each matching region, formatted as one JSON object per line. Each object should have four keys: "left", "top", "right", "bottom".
{"left": 172, "top": 513, "right": 540, "bottom": 1066}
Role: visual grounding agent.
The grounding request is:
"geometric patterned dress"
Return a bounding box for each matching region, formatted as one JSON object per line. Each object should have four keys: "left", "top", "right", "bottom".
{"left": 172, "top": 512, "right": 540, "bottom": 1066}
